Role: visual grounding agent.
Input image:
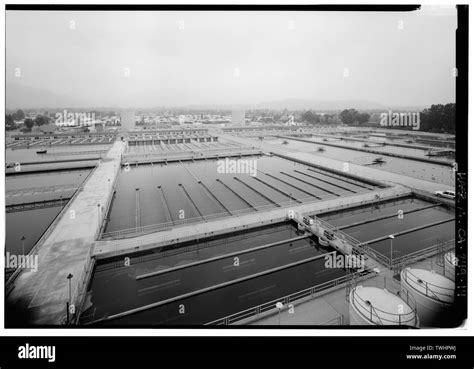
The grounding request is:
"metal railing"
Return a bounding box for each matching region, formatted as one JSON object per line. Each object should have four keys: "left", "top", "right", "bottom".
{"left": 5, "top": 166, "right": 97, "bottom": 289}
{"left": 97, "top": 163, "right": 121, "bottom": 239}
{"left": 310, "top": 216, "right": 368, "bottom": 258}
{"left": 350, "top": 283, "right": 418, "bottom": 326}
{"left": 392, "top": 239, "right": 455, "bottom": 267}
{"left": 100, "top": 189, "right": 409, "bottom": 240}
{"left": 6, "top": 184, "right": 79, "bottom": 197}
{"left": 96, "top": 225, "right": 285, "bottom": 272}
{"left": 122, "top": 146, "right": 260, "bottom": 162}
{"left": 206, "top": 270, "right": 375, "bottom": 325}
{"left": 6, "top": 197, "right": 74, "bottom": 213}
{"left": 69, "top": 245, "right": 96, "bottom": 325}
{"left": 402, "top": 268, "right": 454, "bottom": 305}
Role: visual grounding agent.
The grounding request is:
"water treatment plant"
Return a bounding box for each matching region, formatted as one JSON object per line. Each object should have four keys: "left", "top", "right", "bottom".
{"left": 4, "top": 123, "right": 460, "bottom": 328}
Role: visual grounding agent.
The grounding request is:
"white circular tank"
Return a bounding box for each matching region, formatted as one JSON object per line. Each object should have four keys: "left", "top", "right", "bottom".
{"left": 400, "top": 268, "right": 455, "bottom": 327}
{"left": 349, "top": 285, "right": 419, "bottom": 327}
{"left": 444, "top": 252, "right": 456, "bottom": 281}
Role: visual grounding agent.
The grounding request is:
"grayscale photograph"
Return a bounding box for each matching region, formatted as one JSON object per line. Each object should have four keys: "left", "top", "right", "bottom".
{"left": 4, "top": 6, "right": 465, "bottom": 328}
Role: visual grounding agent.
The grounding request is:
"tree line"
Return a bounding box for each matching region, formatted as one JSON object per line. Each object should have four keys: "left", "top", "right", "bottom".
{"left": 6, "top": 109, "right": 51, "bottom": 131}
{"left": 301, "top": 111, "right": 340, "bottom": 125}
{"left": 336, "top": 105, "right": 455, "bottom": 133}
{"left": 419, "top": 104, "right": 455, "bottom": 134}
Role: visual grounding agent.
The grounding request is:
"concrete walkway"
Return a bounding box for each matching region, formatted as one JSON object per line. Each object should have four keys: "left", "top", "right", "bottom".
{"left": 93, "top": 185, "right": 411, "bottom": 259}
{"left": 6, "top": 141, "right": 126, "bottom": 326}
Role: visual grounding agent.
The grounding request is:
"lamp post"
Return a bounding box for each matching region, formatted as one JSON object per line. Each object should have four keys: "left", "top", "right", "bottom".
{"left": 66, "top": 273, "right": 73, "bottom": 325}
{"left": 97, "top": 203, "right": 101, "bottom": 229}
{"left": 389, "top": 234, "right": 395, "bottom": 267}
{"left": 276, "top": 302, "right": 284, "bottom": 325}
{"left": 21, "top": 236, "right": 26, "bottom": 255}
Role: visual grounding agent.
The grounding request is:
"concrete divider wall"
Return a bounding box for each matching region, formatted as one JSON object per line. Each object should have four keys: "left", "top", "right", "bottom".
{"left": 271, "top": 152, "right": 388, "bottom": 188}
{"left": 93, "top": 185, "right": 411, "bottom": 260}
{"left": 278, "top": 135, "right": 452, "bottom": 167}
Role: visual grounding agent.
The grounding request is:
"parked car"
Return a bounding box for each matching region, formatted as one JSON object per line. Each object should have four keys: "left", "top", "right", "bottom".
{"left": 434, "top": 190, "right": 455, "bottom": 200}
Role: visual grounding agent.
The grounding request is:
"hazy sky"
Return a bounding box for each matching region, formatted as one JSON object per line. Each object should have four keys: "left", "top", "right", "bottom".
{"left": 6, "top": 7, "right": 457, "bottom": 108}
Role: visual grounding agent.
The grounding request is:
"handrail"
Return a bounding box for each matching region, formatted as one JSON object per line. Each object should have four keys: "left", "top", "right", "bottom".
{"left": 101, "top": 196, "right": 313, "bottom": 238}
{"left": 392, "top": 239, "right": 455, "bottom": 266}
{"left": 5, "top": 165, "right": 98, "bottom": 288}
{"left": 205, "top": 270, "right": 375, "bottom": 325}
{"left": 350, "top": 286, "right": 418, "bottom": 326}
{"left": 402, "top": 268, "right": 454, "bottom": 304}
{"left": 123, "top": 146, "right": 260, "bottom": 160}
{"left": 96, "top": 224, "right": 286, "bottom": 271}
{"left": 101, "top": 190, "right": 408, "bottom": 240}
{"left": 96, "top": 159, "right": 121, "bottom": 240}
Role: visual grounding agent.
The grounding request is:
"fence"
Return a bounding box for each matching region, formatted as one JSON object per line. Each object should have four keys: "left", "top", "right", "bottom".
{"left": 350, "top": 282, "right": 418, "bottom": 326}
{"left": 401, "top": 268, "right": 455, "bottom": 305}
{"left": 5, "top": 166, "right": 97, "bottom": 290}
{"left": 101, "top": 190, "right": 409, "bottom": 240}
{"left": 97, "top": 162, "right": 121, "bottom": 239}
{"left": 206, "top": 270, "right": 375, "bottom": 325}
{"left": 122, "top": 146, "right": 261, "bottom": 163}
{"left": 392, "top": 239, "right": 455, "bottom": 267}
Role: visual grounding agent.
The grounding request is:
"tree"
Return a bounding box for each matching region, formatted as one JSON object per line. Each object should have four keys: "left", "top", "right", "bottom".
{"left": 24, "top": 118, "right": 34, "bottom": 131}
{"left": 34, "top": 115, "right": 50, "bottom": 126}
{"left": 13, "top": 109, "right": 25, "bottom": 121}
{"left": 6, "top": 114, "right": 16, "bottom": 130}
{"left": 339, "top": 109, "right": 370, "bottom": 125}
{"left": 339, "top": 109, "right": 359, "bottom": 125}
{"left": 301, "top": 111, "right": 321, "bottom": 125}
{"left": 356, "top": 112, "right": 370, "bottom": 124}
{"left": 420, "top": 103, "right": 455, "bottom": 133}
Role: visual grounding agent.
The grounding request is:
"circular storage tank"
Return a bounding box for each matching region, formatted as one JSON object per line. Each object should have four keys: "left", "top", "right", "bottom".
{"left": 349, "top": 285, "right": 419, "bottom": 327}
{"left": 444, "top": 252, "right": 456, "bottom": 281}
{"left": 400, "top": 268, "right": 455, "bottom": 327}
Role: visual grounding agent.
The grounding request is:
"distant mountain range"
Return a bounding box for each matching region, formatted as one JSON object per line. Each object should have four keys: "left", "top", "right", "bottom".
{"left": 256, "top": 99, "right": 387, "bottom": 111}
{"left": 6, "top": 83, "right": 95, "bottom": 110}
{"left": 6, "top": 82, "right": 427, "bottom": 111}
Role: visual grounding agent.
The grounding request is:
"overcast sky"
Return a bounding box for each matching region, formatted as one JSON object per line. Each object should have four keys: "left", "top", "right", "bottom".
{"left": 6, "top": 7, "right": 457, "bottom": 108}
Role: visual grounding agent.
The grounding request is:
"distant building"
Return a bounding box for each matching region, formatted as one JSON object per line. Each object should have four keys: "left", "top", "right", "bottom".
{"left": 120, "top": 111, "right": 136, "bottom": 131}
{"left": 32, "top": 124, "right": 57, "bottom": 134}
{"left": 232, "top": 110, "right": 246, "bottom": 126}
{"left": 90, "top": 122, "right": 105, "bottom": 133}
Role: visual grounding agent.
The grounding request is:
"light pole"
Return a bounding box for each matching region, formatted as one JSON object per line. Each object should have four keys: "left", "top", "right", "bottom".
{"left": 276, "top": 302, "right": 283, "bottom": 325}
{"left": 97, "top": 204, "right": 101, "bottom": 229}
{"left": 21, "top": 236, "right": 26, "bottom": 255}
{"left": 66, "top": 273, "right": 73, "bottom": 325}
{"left": 389, "top": 234, "right": 395, "bottom": 267}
